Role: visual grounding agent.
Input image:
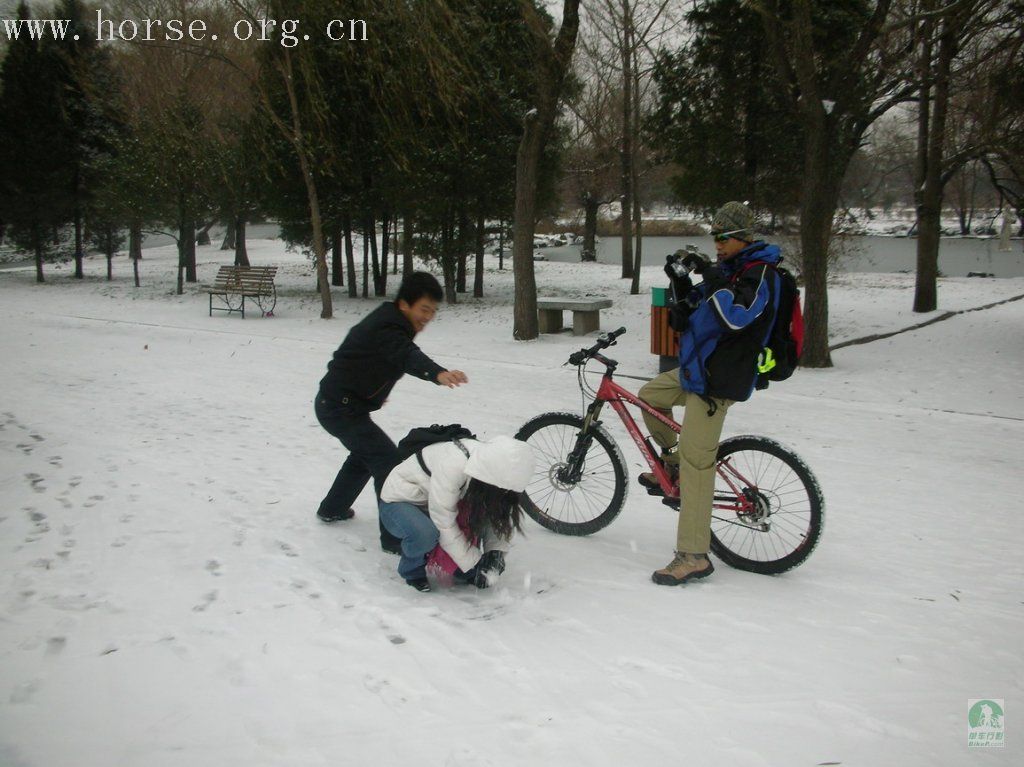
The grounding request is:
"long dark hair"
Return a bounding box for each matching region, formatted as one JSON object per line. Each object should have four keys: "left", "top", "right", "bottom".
{"left": 462, "top": 478, "right": 524, "bottom": 541}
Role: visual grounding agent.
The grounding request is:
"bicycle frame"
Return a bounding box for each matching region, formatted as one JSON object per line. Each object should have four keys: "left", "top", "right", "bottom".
{"left": 582, "top": 354, "right": 758, "bottom": 518}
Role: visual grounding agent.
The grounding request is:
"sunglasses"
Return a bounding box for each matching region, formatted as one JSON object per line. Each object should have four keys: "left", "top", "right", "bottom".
{"left": 711, "top": 228, "right": 748, "bottom": 243}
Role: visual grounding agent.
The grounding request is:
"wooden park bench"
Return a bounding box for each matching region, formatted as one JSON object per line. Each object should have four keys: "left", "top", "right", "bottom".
{"left": 537, "top": 297, "right": 613, "bottom": 336}
{"left": 207, "top": 265, "right": 277, "bottom": 318}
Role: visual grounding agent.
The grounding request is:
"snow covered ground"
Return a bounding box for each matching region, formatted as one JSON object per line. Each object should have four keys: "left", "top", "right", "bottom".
{"left": 1, "top": 239, "right": 1022, "bottom": 766}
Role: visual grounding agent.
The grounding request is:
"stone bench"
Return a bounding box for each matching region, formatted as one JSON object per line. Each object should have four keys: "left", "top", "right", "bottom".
{"left": 537, "top": 297, "right": 613, "bottom": 336}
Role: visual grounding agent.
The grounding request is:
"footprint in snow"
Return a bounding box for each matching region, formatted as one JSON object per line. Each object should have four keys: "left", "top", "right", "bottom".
{"left": 192, "top": 590, "right": 219, "bottom": 612}
{"left": 277, "top": 541, "right": 299, "bottom": 558}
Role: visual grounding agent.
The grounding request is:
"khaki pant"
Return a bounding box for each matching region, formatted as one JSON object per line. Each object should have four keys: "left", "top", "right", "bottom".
{"left": 638, "top": 369, "right": 731, "bottom": 554}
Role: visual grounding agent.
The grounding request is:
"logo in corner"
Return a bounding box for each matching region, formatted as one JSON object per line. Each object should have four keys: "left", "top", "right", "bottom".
{"left": 967, "top": 699, "right": 1004, "bottom": 748}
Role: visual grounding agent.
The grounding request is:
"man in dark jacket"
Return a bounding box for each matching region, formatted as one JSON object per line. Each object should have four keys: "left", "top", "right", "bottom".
{"left": 639, "top": 201, "right": 782, "bottom": 586}
{"left": 315, "top": 272, "right": 468, "bottom": 552}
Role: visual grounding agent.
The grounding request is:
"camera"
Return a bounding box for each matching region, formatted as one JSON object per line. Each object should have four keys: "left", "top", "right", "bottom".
{"left": 665, "top": 245, "right": 710, "bottom": 279}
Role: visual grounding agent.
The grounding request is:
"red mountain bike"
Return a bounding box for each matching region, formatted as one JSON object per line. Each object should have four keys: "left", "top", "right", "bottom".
{"left": 515, "top": 328, "right": 824, "bottom": 574}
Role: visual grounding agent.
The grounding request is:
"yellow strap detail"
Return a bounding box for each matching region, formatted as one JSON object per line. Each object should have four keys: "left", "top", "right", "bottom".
{"left": 757, "top": 348, "right": 776, "bottom": 374}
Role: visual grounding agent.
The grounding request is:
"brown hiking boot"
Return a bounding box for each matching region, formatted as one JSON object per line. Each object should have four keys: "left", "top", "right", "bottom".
{"left": 652, "top": 552, "right": 714, "bottom": 586}
{"left": 638, "top": 461, "right": 679, "bottom": 495}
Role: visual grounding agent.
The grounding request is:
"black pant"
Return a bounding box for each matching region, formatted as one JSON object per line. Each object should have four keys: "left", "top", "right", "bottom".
{"left": 315, "top": 396, "right": 402, "bottom": 549}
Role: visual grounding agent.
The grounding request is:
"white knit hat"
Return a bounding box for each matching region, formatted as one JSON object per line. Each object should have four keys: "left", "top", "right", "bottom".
{"left": 464, "top": 436, "right": 536, "bottom": 492}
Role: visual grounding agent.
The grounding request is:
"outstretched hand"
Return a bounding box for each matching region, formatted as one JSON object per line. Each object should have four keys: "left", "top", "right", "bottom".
{"left": 437, "top": 370, "right": 469, "bottom": 388}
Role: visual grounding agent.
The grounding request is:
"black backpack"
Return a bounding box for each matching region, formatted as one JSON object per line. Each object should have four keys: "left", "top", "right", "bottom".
{"left": 395, "top": 423, "right": 475, "bottom": 476}
{"left": 741, "top": 261, "right": 804, "bottom": 390}
{"left": 753, "top": 262, "right": 798, "bottom": 385}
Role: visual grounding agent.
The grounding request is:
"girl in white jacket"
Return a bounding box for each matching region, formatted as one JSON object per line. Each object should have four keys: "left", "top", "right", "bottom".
{"left": 378, "top": 435, "right": 535, "bottom": 592}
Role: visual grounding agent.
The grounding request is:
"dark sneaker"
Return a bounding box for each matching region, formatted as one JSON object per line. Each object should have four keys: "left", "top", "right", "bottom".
{"left": 406, "top": 577, "right": 431, "bottom": 592}
{"left": 317, "top": 506, "right": 355, "bottom": 522}
{"left": 381, "top": 539, "right": 402, "bottom": 555}
{"left": 651, "top": 552, "right": 714, "bottom": 586}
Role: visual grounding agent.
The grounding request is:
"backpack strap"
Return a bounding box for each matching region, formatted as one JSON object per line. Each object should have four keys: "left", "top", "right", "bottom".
{"left": 415, "top": 438, "right": 470, "bottom": 477}
{"left": 731, "top": 259, "right": 771, "bottom": 281}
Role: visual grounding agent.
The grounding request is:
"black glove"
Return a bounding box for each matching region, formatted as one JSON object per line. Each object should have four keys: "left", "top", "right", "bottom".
{"left": 668, "top": 302, "right": 693, "bottom": 332}
{"left": 681, "top": 252, "right": 711, "bottom": 274}
{"left": 701, "top": 265, "right": 728, "bottom": 293}
{"left": 473, "top": 550, "right": 506, "bottom": 589}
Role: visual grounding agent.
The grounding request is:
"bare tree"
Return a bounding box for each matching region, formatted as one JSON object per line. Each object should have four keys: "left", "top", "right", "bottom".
{"left": 512, "top": 0, "right": 582, "bottom": 340}
{"left": 913, "top": 0, "right": 1022, "bottom": 311}
{"left": 750, "top": 0, "right": 919, "bottom": 367}
{"left": 585, "top": 0, "right": 682, "bottom": 284}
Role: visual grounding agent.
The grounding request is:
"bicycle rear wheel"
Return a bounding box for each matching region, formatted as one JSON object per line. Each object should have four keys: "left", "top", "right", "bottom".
{"left": 515, "top": 412, "right": 627, "bottom": 536}
{"left": 709, "top": 435, "right": 823, "bottom": 574}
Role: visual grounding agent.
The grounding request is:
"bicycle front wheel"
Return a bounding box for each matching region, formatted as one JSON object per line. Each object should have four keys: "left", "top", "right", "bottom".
{"left": 709, "top": 435, "right": 824, "bottom": 574}
{"left": 515, "top": 412, "right": 627, "bottom": 536}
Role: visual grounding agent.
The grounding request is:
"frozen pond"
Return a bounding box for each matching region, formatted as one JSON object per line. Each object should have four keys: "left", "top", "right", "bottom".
{"left": 136, "top": 226, "right": 1024, "bottom": 278}
{"left": 534, "top": 234, "right": 1024, "bottom": 278}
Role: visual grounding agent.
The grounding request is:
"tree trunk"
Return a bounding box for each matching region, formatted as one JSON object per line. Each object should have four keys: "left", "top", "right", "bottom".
{"left": 177, "top": 211, "right": 194, "bottom": 294}
{"left": 456, "top": 207, "right": 468, "bottom": 293}
{"left": 234, "top": 216, "right": 250, "bottom": 267}
{"left": 581, "top": 194, "right": 598, "bottom": 261}
{"left": 344, "top": 212, "right": 357, "bottom": 298}
{"left": 221, "top": 219, "right": 236, "bottom": 250}
{"left": 798, "top": 132, "right": 838, "bottom": 368}
{"left": 362, "top": 223, "right": 369, "bottom": 299}
{"left": 618, "top": 0, "right": 635, "bottom": 280}
{"left": 498, "top": 218, "right": 505, "bottom": 270}
{"left": 629, "top": 59, "right": 643, "bottom": 296}
{"left": 441, "top": 219, "right": 458, "bottom": 304}
{"left": 279, "top": 48, "right": 332, "bottom": 318}
{"left": 129, "top": 220, "right": 143, "bottom": 262}
{"left": 34, "top": 227, "right": 44, "bottom": 283}
{"left": 380, "top": 211, "right": 390, "bottom": 294}
{"left": 176, "top": 233, "right": 184, "bottom": 296}
{"left": 513, "top": 112, "right": 544, "bottom": 339}
{"left": 401, "top": 213, "right": 414, "bottom": 277}
{"left": 629, "top": 185, "right": 643, "bottom": 295}
{"left": 914, "top": 14, "right": 957, "bottom": 314}
{"left": 129, "top": 219, "right": 142, "bottom": 287}
{"left": 331, "top": 223, "right": 343, "bottom": 286}
{"left": 511, "top": 0, "right": 581, "bottom": 339}
{"left": 391, "top": 216, "right": 399, "bottom": 275}
{"left": 369, "top": 215, "right": 384, "bottom": 296}
{"left": 73, "top": 198, "right": 84, "bottom": 279}
{"left": 474, "top": 211, "right": 485, "bottom": 298}
{"left": 106, "top": 226, "right": 113, "bottom": 280}
{"left": 178, "top": 209, "right": 197, "bottom": 284}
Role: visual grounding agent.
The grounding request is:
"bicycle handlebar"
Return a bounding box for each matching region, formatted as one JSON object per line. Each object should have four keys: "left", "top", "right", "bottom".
{"left": 567, "top": 327, "right": 627, "bottom": 366}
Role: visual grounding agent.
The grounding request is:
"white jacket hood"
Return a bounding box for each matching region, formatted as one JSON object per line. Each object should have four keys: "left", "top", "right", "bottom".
{"left": 464, "top": 436, "right": 535, "bottom": 492}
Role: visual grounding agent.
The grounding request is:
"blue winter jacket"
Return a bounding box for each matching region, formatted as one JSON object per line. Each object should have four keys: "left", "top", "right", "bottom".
{"left": 677, "top": 241, "right": 782, "bottom": 402}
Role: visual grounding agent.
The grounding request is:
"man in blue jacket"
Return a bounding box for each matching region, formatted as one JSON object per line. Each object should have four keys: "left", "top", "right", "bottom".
{"left": 315, "top": 272, "right": 468, "bottom": 552}
{"left": 639, "top": 201, "right": 782, "bottom": 585}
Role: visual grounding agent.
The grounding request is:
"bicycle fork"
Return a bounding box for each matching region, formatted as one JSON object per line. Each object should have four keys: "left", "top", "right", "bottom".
{"left": 556, "top": 400, "right": 606, "bottom": 485}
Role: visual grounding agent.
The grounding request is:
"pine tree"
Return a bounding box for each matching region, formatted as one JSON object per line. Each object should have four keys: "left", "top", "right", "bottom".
{"left": 649, "top": 0, "right": 802, "bottom": 215}
{"left": 0, "top": 2, "right": 73, "bottom": 282}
